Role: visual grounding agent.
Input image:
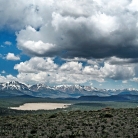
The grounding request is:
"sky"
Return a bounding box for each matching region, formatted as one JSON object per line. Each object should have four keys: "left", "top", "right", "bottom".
{"left": 1, "top": 0, "right": 138, "bottom": 89}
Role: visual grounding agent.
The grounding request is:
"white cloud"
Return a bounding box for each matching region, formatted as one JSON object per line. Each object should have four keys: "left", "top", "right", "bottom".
{"left": 60, "top": 61, "right": 82, "bottom": 74}
{"left": 1, "top": 0, "right": 138, "bottom": 85}
{"left": 13, "top": 57, "right": 104, "bottom": 84}
{"left": 1, "top": 70, "right": 6, "bottom": 74}
{"left": 13, "top": 57, "right": 105, "bottom": 84}
{"left": 6, "top": 53, "right": 20, "bottom": 61}
{"left": 101, "top": 62, "right": 135, "bottom": 80}
{"left": 16, "top": 26, "right": 57, "bottom": 56}
{"left": 11, "top": 0, "right": 138, "bottom": 59}
{"left": 0, "top": 75, "right": 7, "bottom": 83}
{"left": 12, "top": 56, "right": 138, "bottom": 85}
{"left": 0, "top": 74, "right": 17, "bottom": 83}
{"left": 20, "top": 40, "right": 56, "bottom": 56}
{"left": 128, "top": 0, "right": 138, "bottom": 12}
{"left": 4, "top": 41, "right": 12, "bottom": 46}
{"left": 14, "top": 57, "right": 58, "bottom": 73}
{"left": 122, "top": 80, "right": 128, "bottom": 84}
{"left": 83, "top": 66, "right": 101, "bottom": 76}
{"left": 0, "top": 56, "right": 137, "bottom": 85}
{"left": 131, "top": 77, "right": 138, "bottom": 82}
{"left": 0, "top": 0, "right": 54, "bottom": 30}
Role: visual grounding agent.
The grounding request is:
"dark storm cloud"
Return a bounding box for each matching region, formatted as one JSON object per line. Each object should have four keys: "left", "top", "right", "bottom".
{"left": 57, "top": 10, "right": 138, "bottom": 59}
{"left": 106, "top": 57, "right": 138, "bottom": 65}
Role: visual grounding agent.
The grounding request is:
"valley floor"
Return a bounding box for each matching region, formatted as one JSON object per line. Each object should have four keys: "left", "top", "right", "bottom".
{"left": 0, "top": 108, "right": 138, "bottom": 138}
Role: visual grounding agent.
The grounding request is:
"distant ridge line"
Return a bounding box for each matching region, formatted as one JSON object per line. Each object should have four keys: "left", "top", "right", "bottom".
{"left": 0, "top": 81, "right": 138, "bottom": 98}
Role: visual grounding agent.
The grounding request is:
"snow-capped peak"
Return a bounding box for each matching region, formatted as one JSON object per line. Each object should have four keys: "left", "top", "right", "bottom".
{"left": 0, "top": 81, "right": 138, "bottom": 98}
{"left": 1, "top": 81, "right": 28, "bottom": 91}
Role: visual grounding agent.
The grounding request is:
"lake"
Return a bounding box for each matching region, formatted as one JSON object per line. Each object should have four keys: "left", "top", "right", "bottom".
{"left": 10, "top": 103, "right": 71, "bottom": 110}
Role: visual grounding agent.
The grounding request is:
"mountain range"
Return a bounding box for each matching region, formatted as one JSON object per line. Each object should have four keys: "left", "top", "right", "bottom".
{"left": 0, "top": 81, "right": 138, "bottom": 99}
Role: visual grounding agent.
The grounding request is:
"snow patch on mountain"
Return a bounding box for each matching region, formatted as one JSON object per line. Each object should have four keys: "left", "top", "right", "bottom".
{"left": 0, "top": 81, "right": 138, "bottom": 98}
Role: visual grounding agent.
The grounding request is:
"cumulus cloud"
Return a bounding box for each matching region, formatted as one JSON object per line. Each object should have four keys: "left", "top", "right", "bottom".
{"left": 1, "top": 0, "right": 138, "bottom": 85}
{"left": 0, "top": 75, "right": 7, "bottom": 83}
{"left": 60, "top": 61, "right": 83, "bottom": 74}
{"left": 13, "top": 57, "right": 104, "bottom": 84}
{"left": 13, "top": 57, "right": 134, "bottom": 84}
{"left": 6, "top": 53, "right": 20, "bottom": 61}
{"left": 0, "top": 0, "right": 54, "bottom": 30}
{"left": 14, "top": 57, "right": 58, "bottom": 73}
{"left": 13, "top": 0, "right": 138, "bottom": 59}
{"left": 101, "top": 62, "right": 135, "bottom": 80}
{"left": 0, "top": 74, "right": 17, "bottom": 83}
{"left": 0, "top": 56, "right": 136, "bottom": 85}
{"left": 19, "top": 40, "right": 56, "bottom": 56}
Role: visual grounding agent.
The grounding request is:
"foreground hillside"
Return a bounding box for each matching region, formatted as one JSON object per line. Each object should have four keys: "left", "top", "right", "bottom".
{"left": 0, "top": 108, "right": 138, "bottom": 138}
